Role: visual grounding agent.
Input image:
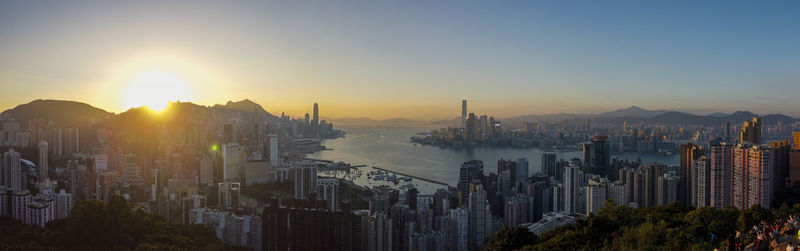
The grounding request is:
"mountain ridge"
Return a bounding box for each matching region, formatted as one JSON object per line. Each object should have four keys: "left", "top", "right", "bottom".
{"left": 3, "top": 100, "right": 797, "bottom": 128}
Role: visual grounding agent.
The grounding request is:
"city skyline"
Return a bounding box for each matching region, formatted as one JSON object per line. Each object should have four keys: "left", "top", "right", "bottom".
{"left": 4, "top": 98, "right": 799, "bottom": 124}
{"left": 4, "top": 2, "right": 800, "bottom": 250}
{"left": 2, "top": 1, "right": 800, "bottom": 120}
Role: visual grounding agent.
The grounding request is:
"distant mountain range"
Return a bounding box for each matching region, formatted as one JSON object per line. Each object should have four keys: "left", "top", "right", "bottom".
{"left": 408, "top": 106, "right": 799, "bottom": 128}
{"left": 502, "top": 106, "right": 799, "bottom": 127}
{"left": 2, "top": 100, "right": 798, "bottom": 130}
{"left": 0, "top": 99, "right": 113, "bottom": 127}
{"left": 324, "top": 117, "right": 426, "bottom": 126}
{"left": 0, "top": 99, "right": 276, "bottom": 130}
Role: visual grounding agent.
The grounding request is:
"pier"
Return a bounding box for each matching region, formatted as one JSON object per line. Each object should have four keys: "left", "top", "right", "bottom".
{"left": 304, "top": 158, "right": 333, "bottom": 163}
{"left": 372, "top": 166, "right": 449, "bottom": 186}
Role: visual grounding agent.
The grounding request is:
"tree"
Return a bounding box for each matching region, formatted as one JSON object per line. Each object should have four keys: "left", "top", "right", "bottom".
{"left": 0, "top": 198, "right": 222, "bottom": 250}
{"left": 485, "top": 227, "right": 538, "bottom": 251}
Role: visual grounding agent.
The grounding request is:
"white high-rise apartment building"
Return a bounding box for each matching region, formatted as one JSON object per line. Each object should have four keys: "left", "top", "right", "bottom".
{"left": 268, "top": 134, "right": 279, "bottom": 167}
{"left": 38, "top": 140, "right": 48, "bottom": 180}
{"left": 468, "top": 184, "right": 487, "bottom": 249}
{"left": 316, "top": 178, "right": 339, "bottom": 211}
{"left": 223, "top": 143, "right": 243, "bottom": 180}
{"left": 449, "top": 208, "right": 469, "bottom": 251}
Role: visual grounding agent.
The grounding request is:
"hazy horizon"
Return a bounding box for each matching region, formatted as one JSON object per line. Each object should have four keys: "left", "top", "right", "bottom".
{"left": 2, "top": 1, "right": 799, "bottom": 120}
{"left": 2, "top": 98, "right": 794, "bottom": 123}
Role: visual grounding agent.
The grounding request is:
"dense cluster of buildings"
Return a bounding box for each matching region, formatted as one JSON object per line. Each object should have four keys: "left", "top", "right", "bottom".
{"left": 0, "top": 141, "right": 74, "bottom": 227}
{"left": 676, "top": 117, "right": 800, "bottom": 210}
{"left": 0, "top": 101, "right": 352, "bottom": 251}
{"left": 355, "top": 115, "right": 800, "bottom": 250}
{"left": 411, "top": 100, "right": 506, "bottom": 147}
{"left": 6, "top": 98, "right": 800, "bottom": 251}
{"left": 413, "top": 101, "right": 798, "bottom": 157}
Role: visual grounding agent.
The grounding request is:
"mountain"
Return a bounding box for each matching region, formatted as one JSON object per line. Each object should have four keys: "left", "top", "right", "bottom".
{"left": 762, "top": 114, "right": 798, "bottom": 125}
{"left": 501, "top": 113, "right": 587, "bottom": 127}
{"left": 380, "top": 118, "right": 422, "bottom": 125}
{"left": 647, "top": 111, "right": 709, "bottom": 125}
{"left": 485, "top": 106, "right": 798, "bottom": 128}
{"left": 708, "top": 112, "right": 729, "bottom": 117}
{"left": 328, "top": 117, "right": 424, "bottom": 126}
{"left": 429, "top": 117, "right": 461, "bottom": 127}
{"left": 644, "top": 110, "right": 799, "bottom": 126}
{"left": 328, "top": 117, "right": 379, "bottom": 125}
{"left": 211, "top": 99, "right": 274, "bottom": 118}
{"left": 597, "top": 106, "right": 671, "bottom": 118}
{"left": 1, "top": 99, "right": 113, "bottom": 128}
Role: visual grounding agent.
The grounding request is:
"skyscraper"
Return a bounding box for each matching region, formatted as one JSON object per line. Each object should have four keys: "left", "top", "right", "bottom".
{"left": 200, "top": 157, "right": 213, "bottom": 185}
{"left": 732, "top": 144, "right": 773, "bottom": 209}
{"left": 585, "top": 177, "right": 625, "bottom": 214}
{"left": 38, "top": 140, "right": 48, "bottom": 180}
{"left": 679, "top": 143, "right": 701, "bottom": 203}
{"left": 3, "top": 149, "right": 22, "bottom": 191}
{"left": 516, "top": 158, "right": 529, "bottom": 187}
{"left": 497, "top": 158, "right": 517, "bottom": 182}
{"left": 316, "top": 178, "right": 339, "bottom": 211}
{"left": 710, "top": 143, "right": 733, "bottom": 208}
{"left": 771, "top": 140, "right": 791, "bottom": 190}
{"left": 585, "top": 177, "right": 607, "bottom": 215}
{"left": 449, "top": 208, "right": 469, "bottom": 251}
{"left": 54, "top": 189, "right": 73, "bottom": 219}
{"left": 542, "top": 152, "right": 557, "bottom": 179}
{"left": 461, "top": 100, "right": 467, "bottom": 130}
{"left": 582, "top": 143, "right": 592, "bottom": 170}
{"left": 406, "top": 187, "right": 418, "bottom": 212}
{"left": 268, "top": 134, "right": 279, "bottom": 167}
{"left": 740, "top": 117, "right": 762, "bottom": 145}
{"left": 644, "top": 164, "right": 668, "bottom": 207}
{"left": 367, "top": 211, "right": 393, "bottom": 251}
{"left": 223, "top": 123, "right": 234, "bottom": 143}
{"left": 504, "top": 194, "right": 530, "bottom": 227}
{"left": 457, "top": 160, "right": 483, "bottom": 205}
{"left": 692, "top": 155, "right": 710, "bottom": 208}
{"left": 222, "top": 143, "right": 243, "bottom": 181}
{"left": 619, "top": 167, "right": 645, "bottom": 207}
{"left": 291, "top": 163, "right": 317, "bottom": 199}
{"left": 122, "top": 153, "right": 144, "bottom": 189}
{"left": 794, "top": 132, "right": 800, "bottom": 151}
{"left": 218, "top": 181, "right": 241, "bottom": 209}
{"left": 467, "top": 184, "right": 487, "bottom": 249}
{"left": 466, "top": 113, "right": 477, "bottom": 141}
{"left": 563, "top": 164, "right": 584, "bottom": 214}
{"left": 725, "top": 121, "right": 731, "bottom": 142}
{"left": 479, "top": 115, "right": 489, "bottom": 141}
{"left": 656, "top": 172, "right": 679, "bottom": 205}
{"left": 312, "top": 103, "right": 319, "bottom": 138}
{"left": 590, "top": 136, "right": 611, "bottom": 176}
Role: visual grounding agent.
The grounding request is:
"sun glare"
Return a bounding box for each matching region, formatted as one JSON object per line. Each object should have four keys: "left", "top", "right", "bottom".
{"left": 123, "top": 70, "right": 192, "bottom": 111}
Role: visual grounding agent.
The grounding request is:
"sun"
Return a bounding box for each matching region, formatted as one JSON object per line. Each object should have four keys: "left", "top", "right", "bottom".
{"left": 123, "top": 70, "right": 192, "bottom": 111}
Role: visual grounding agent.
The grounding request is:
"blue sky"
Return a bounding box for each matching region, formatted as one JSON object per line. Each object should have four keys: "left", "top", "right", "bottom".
{"left": 0, "top": 1, "right": 798, "bottom": 119}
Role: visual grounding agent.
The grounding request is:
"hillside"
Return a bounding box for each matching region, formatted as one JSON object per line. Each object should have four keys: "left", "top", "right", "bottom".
{"left": 0, "top": 195, "right": 223, "bottom": 250}
{"left": 501, "top": 107, "right": 798, "bottom": 128}
{"left": 211, "top": 99, "right": 274, "bottom": 119}
{"left": 1, "top": 99, "right": 112, "bottom": 127}
{"left": 597, "top": 106, "right": 671, "bottom": 118}
{"left": 485, "top": 201, "right": 799, "bottom": 251}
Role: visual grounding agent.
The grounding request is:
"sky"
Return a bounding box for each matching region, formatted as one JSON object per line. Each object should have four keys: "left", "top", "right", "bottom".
{"left": 0, "top": 1, "right": 799, "bottom": 120}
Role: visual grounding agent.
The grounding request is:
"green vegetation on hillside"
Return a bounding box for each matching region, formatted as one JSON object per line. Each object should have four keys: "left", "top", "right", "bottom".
{"left": 486, "top": 200, "right": 800, "bottom": 251}
{"left": 0, "top": 195, "right": 223, "bottom": 250}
